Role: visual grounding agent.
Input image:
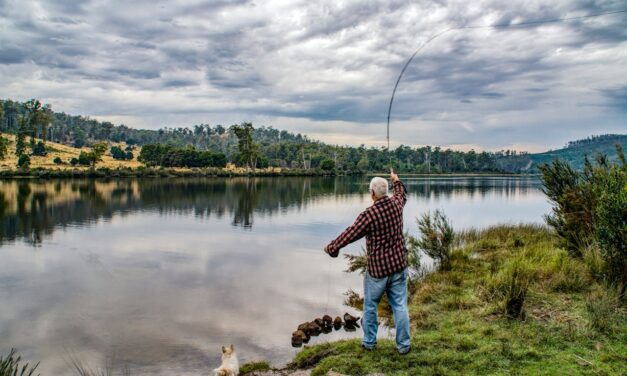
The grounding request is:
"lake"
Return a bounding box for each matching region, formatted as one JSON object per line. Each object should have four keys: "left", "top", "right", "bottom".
{"left": 0, "top": 176, "right": 549, "bottom": 375}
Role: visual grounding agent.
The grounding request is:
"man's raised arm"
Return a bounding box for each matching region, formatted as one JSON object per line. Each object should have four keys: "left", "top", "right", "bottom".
{"left": 390, "top": 169, "right": 407, "bottom": 206}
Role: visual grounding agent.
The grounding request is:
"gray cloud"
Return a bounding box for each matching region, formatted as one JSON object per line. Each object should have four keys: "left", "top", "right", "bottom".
{"left": 0, "top": 0, "right": 625, "bottom": 151}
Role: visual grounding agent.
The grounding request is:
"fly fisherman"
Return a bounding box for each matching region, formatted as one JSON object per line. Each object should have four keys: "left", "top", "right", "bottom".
{"left": 324, "top": 169, "right": 410, "bottom": 354}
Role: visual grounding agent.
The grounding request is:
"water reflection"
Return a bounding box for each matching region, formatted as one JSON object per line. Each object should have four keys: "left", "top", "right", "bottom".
{"left": 0, "top": 176, "right": 548, "bottom": 375}
{"left": 0, "top": 176, "right": 542, "bottom": 245}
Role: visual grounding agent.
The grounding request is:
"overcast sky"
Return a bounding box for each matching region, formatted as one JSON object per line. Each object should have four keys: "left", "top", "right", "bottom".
{"left": 1, "top": 0, "right": 625, "bottom": 152}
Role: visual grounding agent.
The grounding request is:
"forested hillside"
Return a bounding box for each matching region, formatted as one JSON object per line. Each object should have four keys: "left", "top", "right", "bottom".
{"left": 529, "top": 134, "right": 627, "bottom": 171}
{"left": 1, "top": 99, "right": 623, "bottom": 173}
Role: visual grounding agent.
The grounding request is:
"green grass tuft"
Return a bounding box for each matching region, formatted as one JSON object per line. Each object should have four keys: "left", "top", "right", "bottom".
{"left": 239, "top": 361, "right": 271, "bottom": 375}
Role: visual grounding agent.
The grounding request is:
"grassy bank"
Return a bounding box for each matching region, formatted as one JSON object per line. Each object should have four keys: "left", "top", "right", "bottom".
{"left": 278, "top": 224, "right": 626, "bottom": 376}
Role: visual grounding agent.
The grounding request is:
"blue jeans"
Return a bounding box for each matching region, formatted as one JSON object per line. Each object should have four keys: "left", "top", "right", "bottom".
{"left": 362, "top": 268, "right": 411, "bottom": 352}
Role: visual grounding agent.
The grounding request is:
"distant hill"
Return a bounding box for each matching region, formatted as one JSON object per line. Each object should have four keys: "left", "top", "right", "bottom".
{"left": 526, "top": 134, "right": 626, "bottom": 171}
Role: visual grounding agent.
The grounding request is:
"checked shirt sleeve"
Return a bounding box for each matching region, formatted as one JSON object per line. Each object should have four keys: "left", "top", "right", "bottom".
{"left": 325, "top": 211, "right": 371, "bottom": 257}
{"left": 391, "top": 180, "right": 407, "bottom": 206}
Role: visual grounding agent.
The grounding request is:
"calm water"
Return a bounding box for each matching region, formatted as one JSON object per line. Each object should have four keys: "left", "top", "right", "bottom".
{"left": 0, "top": 176, "right": 549, "bottom": 375}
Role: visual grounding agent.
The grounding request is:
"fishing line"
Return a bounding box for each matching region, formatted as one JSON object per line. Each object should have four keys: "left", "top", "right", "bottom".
{"left": 385, "top": 8, "right": 627, "bottom": 152}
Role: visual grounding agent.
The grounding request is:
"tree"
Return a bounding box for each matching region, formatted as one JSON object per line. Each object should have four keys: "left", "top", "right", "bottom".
{"left": 357, "top": 157, "right": 369, "bottom": 172}
{"left": 110, "top": 146, "right": 127, "bottom": 160}
{"left": 24, "top": 99, "right": 53, "bottom": 146}
{"left": 53, "top": 156, "right": 63, "bottom": 164}
{"left": 90, "top": 142, "right": 107, "bottom": 167}
{"left": 320, "top": 158, "right": 335, "bottom": 171}
{"left": 0, "top": 136, "right": 8, "bottom": 160}
{"left": 230, "top": 122, "right": 260, "bottom": 171}
{"left": 15, "top": 117, "right": 28, "bottom": 156}
{"left": 17, "top": 154, "right": 30, "bottom": 169}
{"left": 69, "top": 157, "right": 78, "bottom": 166}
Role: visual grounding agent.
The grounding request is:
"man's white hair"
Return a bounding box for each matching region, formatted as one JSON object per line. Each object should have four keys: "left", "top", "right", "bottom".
{"left": 369, "top": 177, "right": 389, "bottom": 199}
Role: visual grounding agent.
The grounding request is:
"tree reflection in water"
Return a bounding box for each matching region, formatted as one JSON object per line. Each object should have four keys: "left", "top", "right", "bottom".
{"left": 0, "top": 176, "right": 541, "bottom": 245}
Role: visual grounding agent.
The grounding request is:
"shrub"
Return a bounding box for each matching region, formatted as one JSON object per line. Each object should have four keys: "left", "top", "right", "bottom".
{"left": 78, "top": 151, "right": 95, "bottom": 166}
{"left": 485, "top": 256, "right": 534, "bottom": 319}
{"left": 540, "top": 145, "right": 626, "bottom": 290}
{"left": 17, "top": 154, "right": 30, "bottom": 169}
{"left": 416, "top": 210, "right": 454, "bottom": 270}
{"left": 590, "top": 151, "right": 626, "bottom": 291}
{"left": 539, "top": 159, "right": 592, "bottom": 256}
{"left": 0, "top": 348, "right": 39, "bottom": 376}
{"left": 69, "top": 157, "right": 79, "bottom": 166}
{"left": 53, "top": 156, "right": 63, "bottom": 164}
{"left": 110, "top": 145, "right": 127, "bottom": 160}
{"left": 31, "top": 141, "right": 47, "bottom": 156}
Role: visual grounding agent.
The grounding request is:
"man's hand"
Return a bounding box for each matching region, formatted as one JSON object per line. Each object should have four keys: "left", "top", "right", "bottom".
{"left": 390, "top": 168, "right": 399, "bottom": 183}
{"left": 324, "top": 244, "right": 339, "bottom": 258}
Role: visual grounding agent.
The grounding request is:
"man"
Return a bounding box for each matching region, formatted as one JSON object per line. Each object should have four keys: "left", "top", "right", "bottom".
{"left": 324, "top": 169, "right": 410, "bottom": 354}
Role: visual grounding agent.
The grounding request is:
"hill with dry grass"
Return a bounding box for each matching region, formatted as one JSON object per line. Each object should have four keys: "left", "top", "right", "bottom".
{"left": 0, "top": 133, "right": 142, "bottom": 170}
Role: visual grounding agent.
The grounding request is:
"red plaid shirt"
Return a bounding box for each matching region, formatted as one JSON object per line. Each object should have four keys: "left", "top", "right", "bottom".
{"left": 325, "top": 180, "right": 407, "bottom": 278}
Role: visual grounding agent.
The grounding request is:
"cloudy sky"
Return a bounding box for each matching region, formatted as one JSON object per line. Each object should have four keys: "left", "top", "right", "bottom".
{"left": 1, "top": 0, "right": 625, "bottom": 152}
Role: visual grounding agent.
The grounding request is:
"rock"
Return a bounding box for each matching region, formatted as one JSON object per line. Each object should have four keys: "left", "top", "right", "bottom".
{"left": 292, "top": 330, "right": 306, "bottom": 347}
{"left": 314, "top": 318, "right": 325, "bottom": 328}
{"left": 333, "top": 316, "right": 342, "bottom": 330}
{"left": 297, "top": 322, "right": 310, "bottom": 333}
{"left": 322, "top": 315, "right": 333, "bottom": 328}
{"left": 308, "top": 321, "right": 322, "bottom": 336}
{"left": 343, "top": 313, "right": 360, "bottom": 327}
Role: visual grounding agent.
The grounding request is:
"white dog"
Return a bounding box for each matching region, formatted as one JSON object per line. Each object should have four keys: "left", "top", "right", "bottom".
{"left": 213, "top": 344, "right": 239, "bottom": 376}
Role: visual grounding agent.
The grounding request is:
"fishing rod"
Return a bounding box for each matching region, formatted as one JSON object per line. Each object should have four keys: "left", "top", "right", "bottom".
{"left": 385, "top": 8, "right": 627, "bottom": 153}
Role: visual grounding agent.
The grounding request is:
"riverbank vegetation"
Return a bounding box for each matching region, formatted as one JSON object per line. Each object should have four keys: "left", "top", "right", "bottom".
{"left": 278, "top": 151, "right": 626, "bottom": 375}
{"left": 285, "top": 223, "right": 625, "bottom": 375}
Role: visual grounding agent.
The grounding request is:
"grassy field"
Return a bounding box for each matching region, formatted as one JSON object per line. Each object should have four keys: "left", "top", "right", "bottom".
{"left": 283, "top": 225, "right": 626, "bottom": 376}
{"left": 0, "top": 133, "right": 143, "bottom": 170}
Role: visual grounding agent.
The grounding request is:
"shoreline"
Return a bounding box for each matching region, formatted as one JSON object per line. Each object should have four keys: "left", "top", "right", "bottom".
{"left": 0, "top": 167, "right": 539, "bottom": 179}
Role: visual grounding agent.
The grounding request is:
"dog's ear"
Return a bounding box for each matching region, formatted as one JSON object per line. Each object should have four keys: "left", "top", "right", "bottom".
{"left": 222, "top": 346, "right": 226, "bottom": 353}
{"left": 230, "top": 344, "right": 234, "bottom": 351}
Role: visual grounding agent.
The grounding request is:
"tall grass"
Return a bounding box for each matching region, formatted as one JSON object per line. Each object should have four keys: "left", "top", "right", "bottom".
{"left": 484, "top": 256, "right": 534, "bottom": 318}
{"left": 585, "top": 285, "right": 624, "bottom": 334}
{"left": 0, "top": 349, "right": 39, "bottom": 376}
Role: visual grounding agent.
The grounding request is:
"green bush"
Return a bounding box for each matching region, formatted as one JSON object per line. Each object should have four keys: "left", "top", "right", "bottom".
{"left": 540, "top": 145, "right": 626, "bottom": 290}
{"left": 78, "top": 151, "right": 95, "bottom": 166}
{"left": 53, "top": 156, "right": 63, "bottom": 164}
{"left": 110, "top": 145, "right": 128, "bottom": 160}
{"left": 69, "top": 157, "right": 79, "bottom": 166}
{"left": 17, "top": 154, "right": 30, "bottom": 169}
{"left": 416, "top": 210, "right": 454, "bottom": 270}
{"left": 31, "top": 141, "right": 47, "bottom": 156}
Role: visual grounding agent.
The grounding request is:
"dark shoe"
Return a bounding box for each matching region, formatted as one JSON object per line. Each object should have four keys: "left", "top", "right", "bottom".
{"left": 398, "top": 347, "right": 411, "bottom": 355}
{"left": 362, "top": 344, "right": 376, "bottom": 351}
